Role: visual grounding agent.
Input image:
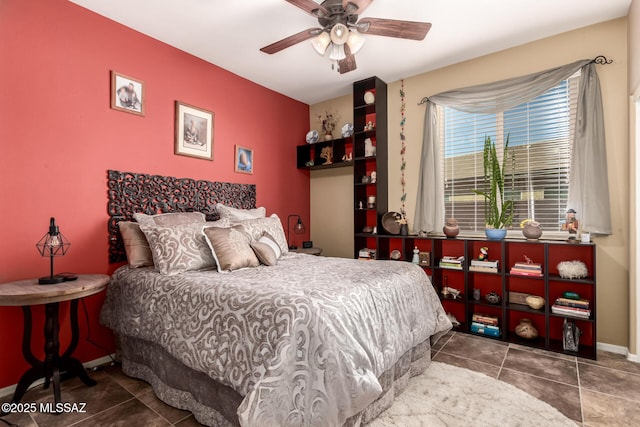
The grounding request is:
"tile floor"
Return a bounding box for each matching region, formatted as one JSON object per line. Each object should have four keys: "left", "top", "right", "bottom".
{"left": 1, "top": 331, "right": 639, "bottom": 426}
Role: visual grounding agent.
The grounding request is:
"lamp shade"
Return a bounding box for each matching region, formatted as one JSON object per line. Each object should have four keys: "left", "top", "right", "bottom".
{"left": 311, "top": 31, "right": 331, "bottom": 55}
{"left": 330, "top": 23, "right": 349, "bottom": 45}
{"left": 346, "top": 30, "right": 365, "bottom": 54}
{"left": 328, "top": 43, "right": 346, "bottom": 61}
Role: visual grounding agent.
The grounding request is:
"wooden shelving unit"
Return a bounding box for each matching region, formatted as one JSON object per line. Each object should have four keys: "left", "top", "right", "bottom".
{"left": 377, "top": 236, "right": 597, "bottom": 360}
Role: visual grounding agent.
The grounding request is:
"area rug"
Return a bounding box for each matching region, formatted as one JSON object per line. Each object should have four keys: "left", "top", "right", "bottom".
{"left": 369, "top": 362, "right": 576, "bottom": 427}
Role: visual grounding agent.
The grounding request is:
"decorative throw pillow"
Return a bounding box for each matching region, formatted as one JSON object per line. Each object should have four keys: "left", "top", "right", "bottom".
{"left": 203, "top": 225, "right": 259, "bottom": 272}
{"left": 133, "top": 212, "right": 206, "bottom": 227}
{"left": 216, "top": 203, "right": 266, "bottom": 223}
{"left": 250, "top": 232, "right": 281, "bottom": 266}
{"left": 239, "top": 214, "right": 288, "bottom": 254}
{"left": 118, "top": 221, "right": 154, "bottom": 267}
{"left": 140, "top": 223, "right": 216, "bottom": 275}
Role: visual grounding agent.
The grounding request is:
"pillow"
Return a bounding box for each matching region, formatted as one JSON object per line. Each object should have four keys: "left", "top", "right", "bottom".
{"left": 250, "top": 232, "right": 281, "bottom": 266}
{"left": 216, "top": 203, "right": 266, "bottom": 223}
{"left": 133, "top": 212, "right": 206, "bottom": 227}
{"left": 203, "top": 225, "right": 259, "bottom": 272}
{"left": 118, "top": 221, "right": 154, "bottom": 267}
{"left": 140, "top": 223, "right": 215, "bottom": 275}
{"left": 239, "top": 214, "right": 288, "bottom": 254}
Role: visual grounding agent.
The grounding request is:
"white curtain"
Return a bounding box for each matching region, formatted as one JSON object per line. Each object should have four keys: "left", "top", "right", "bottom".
{"left": 414, "top": 59, "right": 612, "bottom": 235}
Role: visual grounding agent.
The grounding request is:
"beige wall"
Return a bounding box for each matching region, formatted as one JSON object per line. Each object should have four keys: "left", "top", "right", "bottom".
{"left": 310, "top": 18, "right": 631, "bottom": 349}
{"left": 628, "top": 0, "right": 639, "bottom": 357}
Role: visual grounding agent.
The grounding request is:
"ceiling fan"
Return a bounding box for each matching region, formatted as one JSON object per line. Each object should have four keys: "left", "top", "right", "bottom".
{"left": 260, "top": 0, "right": 431, "bottom": 74}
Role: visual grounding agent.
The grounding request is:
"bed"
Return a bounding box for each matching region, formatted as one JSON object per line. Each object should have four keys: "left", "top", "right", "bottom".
{"left": 101, "top": 170, "right": 452, "bottom": 427}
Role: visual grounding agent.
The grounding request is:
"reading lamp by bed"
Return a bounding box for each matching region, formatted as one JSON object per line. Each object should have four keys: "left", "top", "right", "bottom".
{"left": 36, "top": 217, "right": 75, "bottom": 284}
{"left": 287, "top": 214, "right": 305, "bottom": 250}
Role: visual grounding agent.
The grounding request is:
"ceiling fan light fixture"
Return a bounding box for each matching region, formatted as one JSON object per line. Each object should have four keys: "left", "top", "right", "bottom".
{"left": 330, "top": 23, "right": 349, "bottom": 45}
{"left": 328, "top": 43, "right": 346, "bottom": 61}
{"left": 311, "top": 31, "right": 331, "bottom": 55}
{"left": 346, "top": 30, "right": 365, "bottom": 54}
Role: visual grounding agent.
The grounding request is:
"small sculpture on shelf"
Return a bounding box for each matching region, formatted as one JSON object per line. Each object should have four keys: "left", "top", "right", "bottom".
{"left": 563, "top": 319, "right": 582, "bottom": 352}
{"left": 478, "top": 246, "right": 488, "bottom": 260}
{"left": 562, "top": 208, "right": 579, "bottom": 234}
{"left": 485, "top": 291, "right": 501, "bottom": 304}
{"left": 364, "top": 138, "right": 376, "bottom": 157}
{"left": 320, "top": 146, "right": 333, "bottom": 165}
{"left": 515, "top": 318, "right": 539, "bottom": 339}
{"left": 443, "top": 218, "right": 460, "bottom": 238}
{"left": 412, "top": 246, "right": 420, "bottom": 264}
{"left": 364, "top": 121, "right": 375, "bottom": 131}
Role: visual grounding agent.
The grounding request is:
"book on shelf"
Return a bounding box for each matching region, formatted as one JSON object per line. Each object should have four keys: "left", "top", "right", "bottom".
{"left": 551, "top": 304, "right": 591, "bottom": 318}
{"left": 510, "top": 267, "right": 543, "bottom": 277}
{"left": 512, "top": 262, "right": 542, "bottom": 270}
{"left": 469, "top": 265, "right": 498, "bottom": 273}
{"left": 471, "top": 313, "right": 499, "bottom": 326}
{"left": 471, "top": 321, "right": 499, "bottom": 331}
{"left": 470, "top": 323, "right": 501, "bottom": 337}
{"left": 555, "top": 297, "right": 590, "bottom": 309}
{"left": 471, "top": 259, "right": 499, "bottom": 268}
{"left": 439, "top": 256, "right": 464, "bottom": 269}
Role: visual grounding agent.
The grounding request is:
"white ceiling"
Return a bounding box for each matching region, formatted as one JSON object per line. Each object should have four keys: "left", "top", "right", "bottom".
{"left": 69, "top": 0, "right": 631, "bottom": 105}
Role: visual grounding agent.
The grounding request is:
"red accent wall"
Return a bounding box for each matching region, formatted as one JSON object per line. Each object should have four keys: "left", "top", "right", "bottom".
{"left": 0, "top": 0, "right": 310, "bottom": 389}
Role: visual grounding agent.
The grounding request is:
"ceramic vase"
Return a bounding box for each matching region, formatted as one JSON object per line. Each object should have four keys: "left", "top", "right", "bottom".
{"left": 522, "top": 221, "right": 543, "bottom": 240}
{"left": 400, "top": 224, "right": 408, "bottom": 236}
{"left": 443, "top": 218, "right": 460, "bottom": 238}
{"left": 515, "top": 318, "right": 538, "bottom": 339}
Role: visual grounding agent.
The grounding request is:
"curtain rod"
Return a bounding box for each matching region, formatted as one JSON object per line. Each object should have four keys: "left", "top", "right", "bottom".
{"left": 418, "top": 55, "right": 612, "bottom": 106}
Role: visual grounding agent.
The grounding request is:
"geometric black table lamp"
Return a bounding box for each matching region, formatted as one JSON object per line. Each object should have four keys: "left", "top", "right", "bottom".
{"left": 36, "top": 217, "right": 72, "bottom": 284}
{"left": 286, "top": 214, "right": 306, "bottom": 250}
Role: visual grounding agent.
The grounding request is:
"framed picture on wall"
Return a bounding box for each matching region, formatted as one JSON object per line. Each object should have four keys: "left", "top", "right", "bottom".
{"left": 110, "top": 71, "right": 144, "bottom": 116}
{"left": 235, "top": 145, "right": 253, "bottom": 174}
{"left": 174, "top": 101, "right": 214, "bottom": 161}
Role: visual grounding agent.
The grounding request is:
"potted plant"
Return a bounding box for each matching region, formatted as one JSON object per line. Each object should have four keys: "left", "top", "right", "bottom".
{"left": 472, "top": 135, "right": 515, "bottom": 240}
{"left": 317, "top": 110, "right": 339, "bottom": 140}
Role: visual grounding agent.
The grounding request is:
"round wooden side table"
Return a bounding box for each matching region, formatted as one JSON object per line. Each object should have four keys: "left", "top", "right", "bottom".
{"left": 0, "top": 274, "right": 109, "bottom": 409}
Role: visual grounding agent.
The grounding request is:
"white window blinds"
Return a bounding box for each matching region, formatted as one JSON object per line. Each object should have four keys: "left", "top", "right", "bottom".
{"left": 441, "top": 74, "right": 578, "bottom": 232}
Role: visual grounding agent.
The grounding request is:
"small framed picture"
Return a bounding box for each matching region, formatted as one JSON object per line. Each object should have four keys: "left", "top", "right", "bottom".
{"left": 110, "top": 71, "right": 144, "bottom": 116}
{"left": 175, "top": 101, "right": 214, "bottom": 161}
{"left": 419, "top": 251, "right": 431, "bottom": 267}
{"left": 235, "top": 145, "right": 253, "bottom": 174}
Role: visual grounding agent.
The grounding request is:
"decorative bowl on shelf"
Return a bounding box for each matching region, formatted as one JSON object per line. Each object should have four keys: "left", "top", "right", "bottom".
{"left": 525, "top": 295, "right": 545, "bottom": 310}
{"left": 305, "top": 130, "right": 319, "bottom": 144}
{"left": 485, "top": 291, "right": 501, "bottom": 304}
{"left": 364, "top": 91, "right": 375, "bottom": 105}
{"left": 390, "top": 249, "right": 402, "bottom": 260}
{"left": 382, "top": 212, "right": 402, "bottom": 235}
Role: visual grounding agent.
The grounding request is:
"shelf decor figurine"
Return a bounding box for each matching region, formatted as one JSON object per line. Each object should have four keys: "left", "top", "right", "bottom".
{"left": 412, "top": 246, "right": 420, "bottom": 264}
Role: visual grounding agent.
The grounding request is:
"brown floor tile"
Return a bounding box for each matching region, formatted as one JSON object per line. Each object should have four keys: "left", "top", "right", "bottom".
{"left": 582, "top": 389, "right": 640, "bottom": 427}
{"left": 433, "top": 351, "right": 501, "bottom": 378}
{"left": 578, "top": 362, "right": 640, "bottom": 402}
{"left": 503, "top": 347, "right": 579, "bottom": 386}
{"left": 509, "top": 342, "right": 578, "bottom": 362}
{"left": 437, "top": 332, "right": 508, "bottom": 366}
{"left": 175, "top": 415, "right": 208, "bottom": 426}
{"left": 73, "top": 398, "right": 171, "bottom": 427}
{"left": 499, "top": 368, "right": 582, "bottom": 423}
{"left": 581, "top": 350, "right": 640, "bottom": 376}
{"left": 430, "top": 329, "right": 454, "bottom": 351}
{"left": 138, "top": 388, "right": 192, "bottom": 424}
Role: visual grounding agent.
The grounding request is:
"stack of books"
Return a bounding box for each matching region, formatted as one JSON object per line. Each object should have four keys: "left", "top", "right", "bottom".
{"left": 439, "top": 256, "right": 464, "bottom": 270}
{"left": 469, "top": 259, "right": 499, "bottom": 273}
{"left": 470, "top": 313, "right": 501, "bottom": 337}
{"left": 551, "top": 297, "right": 591, "bottom": 318}
{"left": 510, "top": 261, "right": 543, "bottom": 277}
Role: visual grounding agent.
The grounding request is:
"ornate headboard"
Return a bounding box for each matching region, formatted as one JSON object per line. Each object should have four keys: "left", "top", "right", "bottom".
{"left": 107, "top": 170, "right": 256, "bottom": 263}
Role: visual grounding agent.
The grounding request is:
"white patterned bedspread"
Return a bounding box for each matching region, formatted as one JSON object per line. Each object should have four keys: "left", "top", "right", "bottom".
{"left": 100, "top": 253, "right": 451, "bottom": 426}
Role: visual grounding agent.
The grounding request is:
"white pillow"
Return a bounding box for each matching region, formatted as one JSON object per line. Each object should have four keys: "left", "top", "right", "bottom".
{"left": 216, "top": 203, "right": 266, "bottom": 223}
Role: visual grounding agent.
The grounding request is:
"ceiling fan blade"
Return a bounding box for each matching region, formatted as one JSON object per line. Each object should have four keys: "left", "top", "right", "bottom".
{"left": 338, "top": 49, "right": 357, "bottom": 74}
{"left": 285, "top": 0, "right": 328, "bottom": 16}
{"left": 358, "top": 18, "right": 431, "bottom": 40}
{"left": 260, "top": 28, "right": 320, "bottom": 54}
{"left": 342, "top": 0, "right": 374, "bottom": 14}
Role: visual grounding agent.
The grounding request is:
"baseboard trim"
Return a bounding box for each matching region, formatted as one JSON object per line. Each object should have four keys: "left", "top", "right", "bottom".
{"left": 0, "top": 354, "right": 115, "bottom": 399}
{"left": 597, "top": 342, "right": 640, "bottom": 362}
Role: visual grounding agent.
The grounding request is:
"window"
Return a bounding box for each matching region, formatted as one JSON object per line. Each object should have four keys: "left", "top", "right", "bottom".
{"left": 441, "top": 74, "right": 579, "bottom": 232}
